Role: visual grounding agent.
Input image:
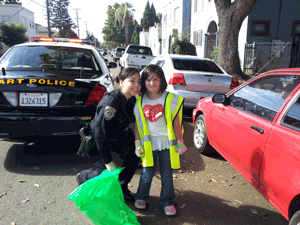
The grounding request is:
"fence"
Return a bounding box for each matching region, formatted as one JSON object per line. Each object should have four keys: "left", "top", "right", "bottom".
{"left": 243, "top": 41, "right": 292, "bottom": 75}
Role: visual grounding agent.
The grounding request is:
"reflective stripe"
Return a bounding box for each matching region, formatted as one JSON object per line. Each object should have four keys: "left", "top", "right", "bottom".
{"left": 169, "top": 139, "right": 177, "bottom": 146}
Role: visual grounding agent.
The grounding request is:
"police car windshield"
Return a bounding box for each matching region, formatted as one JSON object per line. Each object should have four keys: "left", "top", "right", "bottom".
{"left": 0, "top": 45, "right": 103, "bottom": 78}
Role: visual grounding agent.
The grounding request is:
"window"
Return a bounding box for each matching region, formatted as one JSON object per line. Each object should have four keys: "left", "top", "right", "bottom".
{"left": 194, "top": 30, "right": 202, "bottom": 46}
{"left": 230, "top": 75, "right": 300, "bottom": 122}
{"left": 292, "top": 21, "right": 300, "bottom": 36}
{"left": 1, "top": 15, "right": 10, "bottom": 23}
{"left": 22, "top": 17, "right": 28, "bottom": 28}
{"left": 250, "top": 20, "right": 271, "bottom": 37}
{"left": 172, "top": 58, "right": 223, "bottom": 73}
{"left": 163, "top": 39, "right": 166, "bottom": 48}
{"left": 194, "top": 0, "right": 203, "bottom": 12}
{"left": 174, "top": 7, "right": 179, "bottom": 22}
{"left": 282, "top": 95, "right": 300, "bottom": 132}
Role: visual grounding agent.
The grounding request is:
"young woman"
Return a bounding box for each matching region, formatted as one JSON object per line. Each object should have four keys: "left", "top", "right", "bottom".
{"left": 133, "top": 65, "right": 187, "bottom": 216}
{"left": 76, "top": 67, "right": 141, "bottom": 202}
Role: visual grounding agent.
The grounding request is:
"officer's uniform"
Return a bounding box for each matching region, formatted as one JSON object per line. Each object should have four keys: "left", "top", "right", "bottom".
{"left": 78, "top": 89, "right": 140, "bottom": 195}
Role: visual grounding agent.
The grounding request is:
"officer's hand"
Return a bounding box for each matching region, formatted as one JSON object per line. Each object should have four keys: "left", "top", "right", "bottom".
{"left": 105, "top": 161, "right": 117, "bottom": 171}
{"left": 175, "top": 140, "right": 187, "bottom": 155}
{"left": 135, "top": 140, "right": 145, "bottom": 157}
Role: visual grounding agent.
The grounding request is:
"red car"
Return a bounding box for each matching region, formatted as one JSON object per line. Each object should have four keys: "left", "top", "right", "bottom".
{"left": 192, "top": 68, "right": 300, "bottom": 225}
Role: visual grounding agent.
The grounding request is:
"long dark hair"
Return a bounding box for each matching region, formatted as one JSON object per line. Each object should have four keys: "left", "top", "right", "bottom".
{"left": 140, "top": 65, "right": 167, "bottom": 95}
{"left": 115, "top": 67, "right": 140, "bottom": 83}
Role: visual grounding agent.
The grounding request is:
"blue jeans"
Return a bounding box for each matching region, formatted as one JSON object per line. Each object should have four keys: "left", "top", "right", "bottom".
{"left": 135, "top": 149, "right": 175, "bottom": 207}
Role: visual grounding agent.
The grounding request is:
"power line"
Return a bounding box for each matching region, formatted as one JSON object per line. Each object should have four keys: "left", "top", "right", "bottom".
{"left": 73, "top": 8, "right": 81, "bottom": 38}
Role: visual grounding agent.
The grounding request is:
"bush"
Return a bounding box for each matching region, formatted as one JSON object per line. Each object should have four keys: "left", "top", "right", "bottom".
{"left": 211, "top": 46, "right": 218, "bottom": 62}
{"left": 170, "top": 38, "right": 197, "bottom": 56}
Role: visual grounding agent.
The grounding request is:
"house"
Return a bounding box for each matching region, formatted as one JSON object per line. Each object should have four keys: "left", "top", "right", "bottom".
{"left": 0, "top": 3, "right": 36, "bottom": 54}
{"left": 35, "top": 23, "right": 58, "bottom": 38}
{"left": 139, "top": 29, "right": 149, "bottom": 46}
{"left": 191, "top": 0, "right": 300, "bottom": 74}
{"left": 149, "top": 23, "right": 162, "bottom": 56}
{"left": 161, "top": 0, "right": 192, "bottom": 54}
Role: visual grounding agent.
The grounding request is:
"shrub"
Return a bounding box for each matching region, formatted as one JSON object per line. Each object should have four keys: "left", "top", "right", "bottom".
{"left": 211, "top": 46, "right": 218, "bottom": 62}
{"left": 170, "top": 38, "right": 197, "bottom": 56}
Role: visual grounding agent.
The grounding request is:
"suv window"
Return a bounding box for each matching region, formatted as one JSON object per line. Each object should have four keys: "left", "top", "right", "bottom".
{"left": 0, "top": 46, "right": 103, "bottom": 78}
{"left": 230, "top": 75, "right": 300, "bottom": 122}
{"left": 172, "top": 58, "right": 223, "bottom": 73}
{"left": 126, "top": 46, "right": 152, "bottom": 55}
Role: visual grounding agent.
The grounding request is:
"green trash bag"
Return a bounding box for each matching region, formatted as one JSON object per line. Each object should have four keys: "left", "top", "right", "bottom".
{"left": 68, "top": 168, "right": 140, "bottom": 225}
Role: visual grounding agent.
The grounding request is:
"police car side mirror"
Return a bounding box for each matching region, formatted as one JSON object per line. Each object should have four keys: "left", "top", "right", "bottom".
{"left": 108, "top": 62, "right": 117, "bottom": 68}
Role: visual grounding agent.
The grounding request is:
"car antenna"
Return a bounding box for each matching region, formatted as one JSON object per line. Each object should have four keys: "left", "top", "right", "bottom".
{"left": 2, "top": 67, "right": 5, "bottom": 76}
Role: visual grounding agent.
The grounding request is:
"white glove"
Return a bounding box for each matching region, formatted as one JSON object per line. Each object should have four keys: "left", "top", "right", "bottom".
{"left": 135, "top": 140, "right": 145, "bottom": 157}
{"left": 105, "top": 161, "right": 117, "bottom": 171}
{"left": 175, "top": 140, "right": 187, "bottom": 155}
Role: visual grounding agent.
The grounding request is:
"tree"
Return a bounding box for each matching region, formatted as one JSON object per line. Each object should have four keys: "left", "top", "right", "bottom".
{"left": 170, "top": 37, "right": 197, "bottom": 56}
{"left": 49, "top": 0, "right": 76, "bottom": 33}
{"left": 102, "top": 4, "right": 124, "bottom": 46}
{"left": 0, "top": 22, "right": 28, "bottom": 47}
{"left": 141, "top": 1, "right": 159, "bottom": 30}
{"left": 58, "top": 28, "right": 78, "bottom": 38}
{"left": 115, "top": 2, "right": 134, "bottom": 46}
{"left": 214, "top": 0, "right": 256, "bottom": 81}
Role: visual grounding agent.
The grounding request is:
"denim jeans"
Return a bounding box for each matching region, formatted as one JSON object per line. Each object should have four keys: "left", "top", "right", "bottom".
{"left": 135, "top": 149, "right": 175, "bottom": 207}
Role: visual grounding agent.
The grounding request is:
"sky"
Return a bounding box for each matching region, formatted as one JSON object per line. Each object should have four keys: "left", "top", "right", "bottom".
{"left": 21, "top": 0, "right": 164, "bottom": 42}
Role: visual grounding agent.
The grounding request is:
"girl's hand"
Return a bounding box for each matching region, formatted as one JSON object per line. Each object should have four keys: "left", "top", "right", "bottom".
{"left": 175, "top": 140, "right": 187, "bottom": 155}
{"left": 135, "top": 140, "right": 145, "bottom": 157}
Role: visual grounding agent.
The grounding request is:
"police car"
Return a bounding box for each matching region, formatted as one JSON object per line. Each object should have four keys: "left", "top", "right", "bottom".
{"left": 0, "top": 37, "right": 117, "bottom": 141}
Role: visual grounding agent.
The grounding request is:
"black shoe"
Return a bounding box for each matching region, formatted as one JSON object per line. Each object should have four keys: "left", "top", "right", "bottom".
{"left": 76, "top": 173, "right": 83, "bottom": 186}
{"left": 122, "top": 189, "right": 135, "bottom": 202}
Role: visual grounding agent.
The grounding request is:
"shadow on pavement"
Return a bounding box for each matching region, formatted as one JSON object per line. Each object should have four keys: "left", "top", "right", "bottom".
{"left": 127, "top": 189, "right": 287, "bottom": 225}
{"left": 3, "top": 137, "right": 99, "bottom": 176}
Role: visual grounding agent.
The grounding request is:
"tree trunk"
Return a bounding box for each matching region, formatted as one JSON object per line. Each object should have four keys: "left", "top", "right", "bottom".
{"left": 214, "top": 0, "right": 256, "bottom": 81}
{"left": 125, "top": 23, "right": 129, "bottom": 46}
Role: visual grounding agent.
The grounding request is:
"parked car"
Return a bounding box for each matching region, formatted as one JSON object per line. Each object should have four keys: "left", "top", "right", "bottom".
{"left": 147, "top": 54, "right": 239, "bottom": 109}
{"left": 113, "top": 47, "right": 125, "bottom": 62}
{"left": 0, "top": 37, "right": 117, "bottom": 142}
{"left": 120, "top": 45, "right": 155, "bottom": 70}
{"left": 192, "top": 68, "right": 300, "bottom": 225}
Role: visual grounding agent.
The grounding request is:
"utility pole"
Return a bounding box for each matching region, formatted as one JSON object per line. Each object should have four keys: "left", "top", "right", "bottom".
{"left": 46, "top": 0, "right": 51, "bottom": 37}
{"left": 73, "top": 8, "right": 81, "bottom": 38}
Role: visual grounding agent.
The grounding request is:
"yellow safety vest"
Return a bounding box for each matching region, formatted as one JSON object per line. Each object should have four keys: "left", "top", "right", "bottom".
{"left": 134, "top": 92, "right": 184, "bottom": 169}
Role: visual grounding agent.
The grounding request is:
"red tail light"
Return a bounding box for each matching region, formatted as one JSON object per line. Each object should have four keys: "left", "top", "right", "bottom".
{"left": 85, "top": 84, "right": 107, "bottom": 105}
{"left": 169, "top": 73, "right": 186, "bottom": 86}
{"left": 230, "top": 77, "right": 239, "bottom": 89}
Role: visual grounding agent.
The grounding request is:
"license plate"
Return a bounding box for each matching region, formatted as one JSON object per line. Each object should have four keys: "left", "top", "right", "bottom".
{"left": 19, "top": 93, "right": 48, "bottom": 106}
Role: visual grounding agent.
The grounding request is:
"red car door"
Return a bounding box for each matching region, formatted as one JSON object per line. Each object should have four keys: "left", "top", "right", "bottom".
{"left": 259, "top": 89, "right": 300, "bottom": 221}
{"left": 208, "top": 75, "right": 298, "bottom": 188}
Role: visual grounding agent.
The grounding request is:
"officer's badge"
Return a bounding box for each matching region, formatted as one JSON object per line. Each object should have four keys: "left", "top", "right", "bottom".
{"left": 104, "top": 106, "right": 116, "bottom": 120}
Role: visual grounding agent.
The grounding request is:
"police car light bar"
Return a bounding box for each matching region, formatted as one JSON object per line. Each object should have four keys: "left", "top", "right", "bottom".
{"left": 30, "top": 37, "right": 84, "bottom": 44}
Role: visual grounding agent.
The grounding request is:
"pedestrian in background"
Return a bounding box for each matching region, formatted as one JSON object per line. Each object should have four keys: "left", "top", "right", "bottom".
{"left": 133, "top": 64, "right": 187, "bottom": 216}
{"left": 76, "top": 67, "right": 141, "bottom": 202}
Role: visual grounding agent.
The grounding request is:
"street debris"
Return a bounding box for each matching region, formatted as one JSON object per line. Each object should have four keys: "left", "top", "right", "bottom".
{"left": 11, "top": 222, "right": 16, "bottom": 225}
{"left": 34, "top": 184, "right": 40, "bottom": 187}
{"left": 0, "top": 192, "right": 7, "bottom": 198}
{"left": 180, "top": 203, "right": 186, "bottom": 208}
{"left": 18, "top": 180, "right": 25, "bottom": 183}
{"left": 250, "top": 208, "right": 268, "bottom": 218}
{"left": 234, "top": 199, "right": 243, "bottom": 204}
{"left": 47, "top": 201, "right": 56, "bottom": 204}
{"left": 20, "top": 198, "right": 29, "bottom": 203}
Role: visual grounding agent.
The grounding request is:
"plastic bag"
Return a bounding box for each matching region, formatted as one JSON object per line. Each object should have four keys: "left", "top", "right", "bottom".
{"left": 68, "top": 168, "right": 140, "bottom": 225}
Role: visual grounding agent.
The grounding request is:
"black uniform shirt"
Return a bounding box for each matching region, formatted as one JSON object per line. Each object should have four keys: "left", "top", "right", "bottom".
{"left": 90, "top": 89, "right": 136, "bottom": 164}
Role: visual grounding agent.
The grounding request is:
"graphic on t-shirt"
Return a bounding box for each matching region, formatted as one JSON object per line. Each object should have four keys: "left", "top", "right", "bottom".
{"left": 143, "top": 104, "right": 164, "bottom": 122}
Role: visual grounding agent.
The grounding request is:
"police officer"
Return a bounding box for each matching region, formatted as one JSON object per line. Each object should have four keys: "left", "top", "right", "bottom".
{"left": 76, "top": 67, "right": 141, "bottom": 202}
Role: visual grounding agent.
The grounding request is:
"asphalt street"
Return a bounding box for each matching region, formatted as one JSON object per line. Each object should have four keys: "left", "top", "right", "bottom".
{"left": 0, "top": 57, "right": 289, "bottom": 225}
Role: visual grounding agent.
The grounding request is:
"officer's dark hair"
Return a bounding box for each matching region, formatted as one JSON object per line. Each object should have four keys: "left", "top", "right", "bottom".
{"left": 115, "top": 67, "right": 140, "bottom": 84}
{"left": 140, "top": 64, "right": 167, "bottom": 95}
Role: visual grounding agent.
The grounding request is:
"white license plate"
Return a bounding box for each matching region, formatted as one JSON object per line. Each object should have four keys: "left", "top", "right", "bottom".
{"left": 19, "top": 93, "right": 48, "bottom": 106}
